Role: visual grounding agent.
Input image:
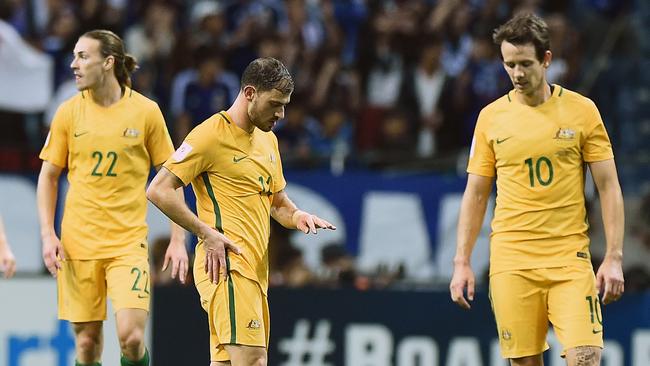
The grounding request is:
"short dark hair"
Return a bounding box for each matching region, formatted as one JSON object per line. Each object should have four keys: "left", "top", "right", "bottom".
{"left": 82, "top": 29, "right": 138, "bottom": 87}
{"left": 240, "top": 57, "right": 294, "bottom": 94}
{"left": 492, "top": 13, "right": 550, "bottom": 62}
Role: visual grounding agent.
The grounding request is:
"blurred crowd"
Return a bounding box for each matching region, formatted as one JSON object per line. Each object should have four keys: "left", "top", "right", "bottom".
{"left": 1, "top": 0, "right": 646, "bottom": 172}
{"left": 0, "top": 0, "right": 648, "bottom": 289}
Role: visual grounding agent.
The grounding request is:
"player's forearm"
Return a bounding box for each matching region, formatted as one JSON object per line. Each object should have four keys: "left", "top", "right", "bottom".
{"left": 147, "top": 185, "right": 212, "bottom": 241}
{"left": 168, "top": 187, "right": 187, "bottom": 243}
{"left": 270, "top": 191, "right": 299, "bottom": 229}
{"left": 454, "top": 190, "right": 489, "bottom": 265}
{"left": 0, "top": 217, "right": 8, "bottom": 249}
{"left": 599, "top": 182, "right": 625, "bottom": 261}
{"left": 36, "top": 171, "right": 59, "bottom": 239}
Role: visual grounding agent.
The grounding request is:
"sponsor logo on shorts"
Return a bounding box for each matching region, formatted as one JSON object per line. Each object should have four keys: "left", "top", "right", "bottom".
{"left": 577, "top": 252, "right": 589, "bottom": 259}
{"left": 501, "top": 329, "right": 512, "bottom": 341}
{"left": 247, "top": 319, "right": 261, "bottom": 330}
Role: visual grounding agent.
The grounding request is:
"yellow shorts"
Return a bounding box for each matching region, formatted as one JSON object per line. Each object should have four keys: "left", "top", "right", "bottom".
{"left": 489, "top": 266, "right": 603, "bottom": 359}
{"left": 194, "top": 251, "right": 269, "bottom": 362}
{"left": 57, "top": 255, "right": 150, "bottom": 322}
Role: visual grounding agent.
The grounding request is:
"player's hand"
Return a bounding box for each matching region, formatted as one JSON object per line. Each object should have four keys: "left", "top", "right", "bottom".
{"left": 203, "top": 229, "right": 241, "bottom": 284}
{"left": 450, "top": 262, "right": 475, "bottom": 310}
{"left": 0, "top": 245, "right": 16, "bottom": 279}
{"left": 163, "top": 238, "right": 189, "bottom": 284}
{"left": 292, "top": 210, "right": 336, "bottom": 234}
{"left": 42, "top": 234, "right": 64, "bottom": 278}
{"left": 596, "top": 255, "right": 624, "bottom": 305}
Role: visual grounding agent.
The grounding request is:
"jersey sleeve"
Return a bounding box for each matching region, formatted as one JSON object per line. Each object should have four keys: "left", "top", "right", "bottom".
{"left": 39, "top": 102, "right": 70, "bottom": 168}
{"left": 466, "top": 109, "right": 496, "bottom": 177}
{"left": 582, "top": 100, "right": 614, "bottom": 162}
{"left": 163, "top": 121, "right": 215, "bottom": 185}
{"left": 271, "top": 134, "right": 287, "bottom": 193}
{"left": 145, "top": 103, "right": 175, "bottom": 166}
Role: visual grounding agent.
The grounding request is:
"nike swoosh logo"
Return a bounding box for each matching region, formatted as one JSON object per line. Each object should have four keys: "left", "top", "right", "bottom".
{"left": 74, "top": 131, "right": 89, "bottom": 137}
{"left": 138, "top": 294, "right": 149, "bottom": 299}
{"left": 233, "top": 155, "right": 248, "bottom": 163}
{"left": 496, "top": 137, "right": 512, "bottom": 144}
{"left": 592, "top": 328, "right": 603, "bottom": 334}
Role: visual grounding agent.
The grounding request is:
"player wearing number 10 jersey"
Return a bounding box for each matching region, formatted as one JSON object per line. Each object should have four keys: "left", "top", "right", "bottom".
{"left": 37, "top": 30, "right": 187, "bottom": 366}
{"left": 449, "top": 13, "right": 625, "bottom": 366}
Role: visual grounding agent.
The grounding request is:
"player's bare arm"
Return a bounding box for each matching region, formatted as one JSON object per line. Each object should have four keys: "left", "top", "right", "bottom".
{"left": 37, "top": 161, "right": 65, "bottom": 277}
{"left": 146, "top": 167, "right": 240, "bottom": 284}
{"left": 0, "top": 215, "right": 16, "bottom": 278}
{"left": 270, "top": 190, "right": 336, "bottom": 234}
{"left": 153, "top": 164, "right": 189, "bottom": 284}
{"left": 589, "top": 159, "right": 625, "bottom": 305}
{"left": 450, "top": 173, "right": 493, "bottom": 309}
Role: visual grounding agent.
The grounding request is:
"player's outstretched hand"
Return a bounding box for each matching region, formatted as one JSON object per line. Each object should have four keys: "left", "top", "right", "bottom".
{"left": 0, "top": 245, "right": 16, "bottom": 279}
{"left": 292, "top": 210, "right": 337, "bottom": 234}
{"left": 162, "top": 238, "right": 189, "bottom": 284}
{"left": 203, "top": 229, "right": 241, "bottom": 284}
{"left": 42, "top": 234, "right": 64, "bottom": 278}
{"left": 596, "top": 256, "right": 624, "bottom": 305}
{"left": 450, "top": 262, "right": 475, "bottom": 310}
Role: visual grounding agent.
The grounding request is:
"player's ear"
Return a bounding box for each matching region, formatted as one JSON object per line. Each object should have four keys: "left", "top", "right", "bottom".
{"left": 543, "top": 50, "right": 552, "bottom": 68}
{"left": 243, "top": 85, "right": 256, "bottom": 101}
{"left": 104, "top": 55, "right": 115, "bottom": 71}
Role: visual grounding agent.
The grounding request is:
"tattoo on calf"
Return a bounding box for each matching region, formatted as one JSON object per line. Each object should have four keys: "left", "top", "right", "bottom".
{"left": 574, "top": 346, "right": 600, "bottom": 366}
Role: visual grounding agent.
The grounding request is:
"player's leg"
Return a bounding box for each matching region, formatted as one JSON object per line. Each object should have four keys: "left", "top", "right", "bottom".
{"left": 58, "top": 259, "right": 108, "bottom": 365}
{"left": 224, "top": 345, "right": 267, "bottom": 366}
{"left": 509, "top": 354, "right": 543, "bottom": 366}
{"left": 566, "top": 346, "right": 601, "bottom": 366}
{"left": 106, "top": 255, "right": 151, "bottom": 365}
{"left": 489, "top": 269, "right": 549, "bottom": 362}
{"left": 115, "top": 308, "right": 149, "bottom": 364}
{"left": 194, "top": 245, "right": 269, "bottom": 365}
{"left": 547, "top": 266, "right": 603, "bottom": 366}
{"left": 71, "top": 321, "right": 104, "bottom": 365}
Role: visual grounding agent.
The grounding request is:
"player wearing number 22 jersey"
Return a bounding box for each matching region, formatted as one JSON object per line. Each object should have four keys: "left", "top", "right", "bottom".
{"left": 37, "top": 29, "right": 188, "bottom": 366}
{"left": 41, "top": 88, "right": 173, "bottom": 260}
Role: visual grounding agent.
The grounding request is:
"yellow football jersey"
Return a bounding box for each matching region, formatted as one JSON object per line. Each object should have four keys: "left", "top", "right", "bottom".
{"left": 164, "top": 111, "right": 286, "bottom": 294}
{"left": 40, "top": 88, "right": 174, "bottom": 259}
{"left": 468, "top": 85, "right": 614, "bottom": 274}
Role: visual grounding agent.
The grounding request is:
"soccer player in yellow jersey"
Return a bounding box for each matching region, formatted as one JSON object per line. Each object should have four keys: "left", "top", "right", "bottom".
{"left": 449, "top": 13, "right": 625, "bottom": 366}
{"left": 146, "top": 57, "right": 336, "bottom": 366}
{"left": 0, "top": 215, "right": 16, "bottom": 278}
{"left": 36, "top": 30, "right": 189, "bottom": 366}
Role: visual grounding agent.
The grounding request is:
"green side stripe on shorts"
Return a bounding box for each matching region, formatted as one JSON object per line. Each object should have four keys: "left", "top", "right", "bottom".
{"left": 226, "top": 255, "right": 236, "bottom": 343}
{"left": 201, "top": 172, "right": 223, "bottom": 233}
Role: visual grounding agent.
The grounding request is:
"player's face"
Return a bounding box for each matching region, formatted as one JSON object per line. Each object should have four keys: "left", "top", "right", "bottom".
{"left": 500, "top": 41, "right": 550, "bottom": 96}
{"left": 70, "top": 37, "right": 109, "bottom": 91}
{"left": 247, "top": 88, "right": 291, "bottom": 132}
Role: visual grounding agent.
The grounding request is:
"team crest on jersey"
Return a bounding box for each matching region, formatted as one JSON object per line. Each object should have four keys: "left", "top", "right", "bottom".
{"left": 554, "top": 127, "right": 575, "bottom": 140}
{"left": 501, "top": 328, "right": 512, "bottom": 341}
{"left": 123, "top": 128, "right": 140, "bottom": 138}
{"left": 246, "top": 319, "right": 261, "bottom": 330}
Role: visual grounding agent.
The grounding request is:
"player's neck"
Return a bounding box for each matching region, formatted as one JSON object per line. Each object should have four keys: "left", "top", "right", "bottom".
{"left": 227, "top": 94, "right": 255, "bottom": 134}
{"left": 89, "top": 77, "right": 123, "bottom": 107}
{"left": 515, "top": 82, "right": 552, "bottom": 107}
